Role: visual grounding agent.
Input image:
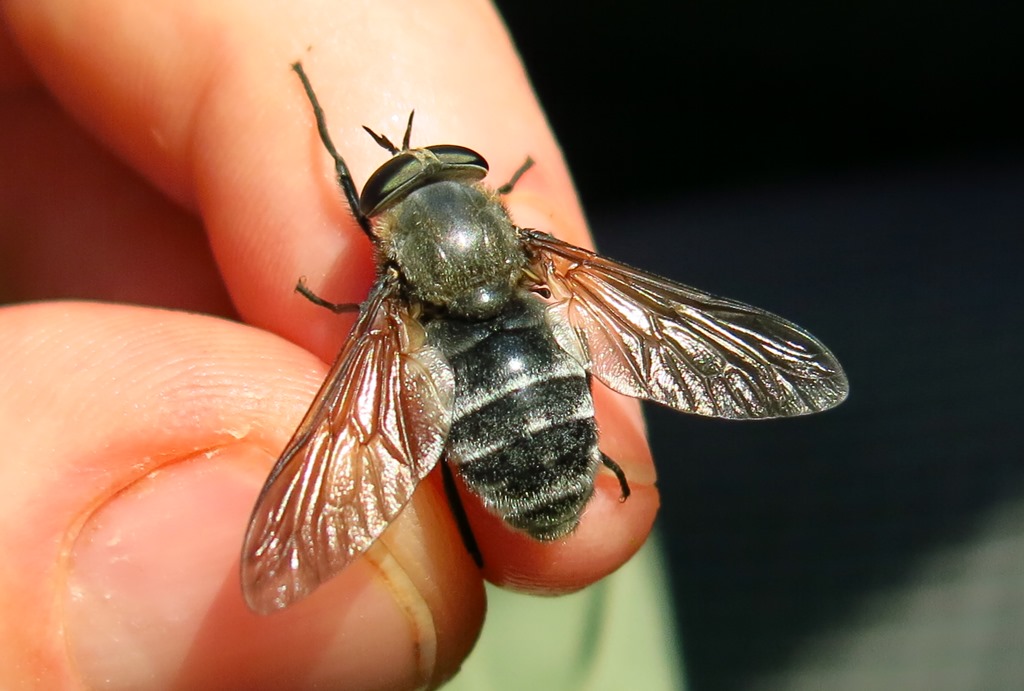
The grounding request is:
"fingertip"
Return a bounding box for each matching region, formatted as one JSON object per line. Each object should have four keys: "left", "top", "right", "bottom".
{"left": 0, "top": 304, "right": 487, "bottom": 688}
{"left": 440, "top": 375, "right": 659, "bottom": 595}
{"left": 461, "top": 473, "right": 659, "bottom": 595}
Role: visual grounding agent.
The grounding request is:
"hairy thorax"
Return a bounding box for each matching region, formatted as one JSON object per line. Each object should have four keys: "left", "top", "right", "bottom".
{"left": 376, "top": 181, "right": 528, "bottom": 319}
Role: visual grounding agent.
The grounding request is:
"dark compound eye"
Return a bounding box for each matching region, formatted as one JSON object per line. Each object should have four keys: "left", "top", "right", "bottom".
{"left": 359, "top": 145, "right": 489, "bottom": 216}
{"left": 425, "top": 145, "right": 489, "bottom": 171}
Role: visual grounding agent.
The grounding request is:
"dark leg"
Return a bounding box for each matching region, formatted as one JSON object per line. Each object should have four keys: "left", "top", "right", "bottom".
{"left": 441, "top": 461, "right": 484, "bottom": 568}
{"left": 295, "top": 277, "right": 360, "bottom": 314}
{"left": 291, "top": 62, "right": 374, "bottom": 238}
{"left": 497, "top": 157, "right": 535, "bottom": 194}
{"left": 601, "top": 454, "right": 631, "bottom": 502}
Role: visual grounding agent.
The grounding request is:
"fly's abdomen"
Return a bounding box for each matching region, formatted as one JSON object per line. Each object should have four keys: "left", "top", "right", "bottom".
{"left": 427, "top": 297, "right": 600, "bottom": 540}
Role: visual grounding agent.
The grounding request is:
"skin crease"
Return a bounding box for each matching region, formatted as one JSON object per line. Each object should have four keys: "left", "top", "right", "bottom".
{"left": 0, "top": 0, "right": 658, "bottom": 689}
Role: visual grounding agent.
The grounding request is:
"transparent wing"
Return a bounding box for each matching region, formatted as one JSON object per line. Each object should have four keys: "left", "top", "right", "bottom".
{"left": 524, "top": 229, "right": 848, "bottom": 419}
{"left": 241, "top": 272, "right": 454, "bottom": 613}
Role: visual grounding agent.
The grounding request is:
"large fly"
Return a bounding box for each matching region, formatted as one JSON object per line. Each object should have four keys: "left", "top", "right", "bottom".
{"left": 240, "top": 62, "right": 849, "bottom": 614}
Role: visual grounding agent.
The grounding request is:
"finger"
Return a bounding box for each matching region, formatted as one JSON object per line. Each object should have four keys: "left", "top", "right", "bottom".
{"left": 0, "top": 85, "right": 234, "bottom": 312}
{"left": 0, "top": 12, "right": 231, "bottom": 311}
{"left": 7, "top": 0, "right": 658, "bottom": 589}
{"left": 0, "top": 302, "right": 483, "bottom": 690}
{"left": 5, "top": 0, "right": 584, "bottom": 345}
{"left": 459, "top": 383, "right": 659, "bottom": 593}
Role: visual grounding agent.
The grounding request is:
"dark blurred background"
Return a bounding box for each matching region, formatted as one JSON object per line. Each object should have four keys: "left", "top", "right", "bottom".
{"left": 494, "top": 2, "right": 1024, "bottom": 689}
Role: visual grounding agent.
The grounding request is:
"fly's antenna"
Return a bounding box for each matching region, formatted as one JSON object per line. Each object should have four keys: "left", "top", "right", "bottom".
{"left": 401, "top": 110, "right": 414, "bottom": 150}
{"left": 363, "top": 111, "right": 416, "bottom": 154}
{"left": 361, "top": 126, "right": 398, "bottom": 154}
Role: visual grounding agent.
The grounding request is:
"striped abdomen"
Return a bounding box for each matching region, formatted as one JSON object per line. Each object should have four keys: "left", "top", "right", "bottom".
{"left": 427, "top": 297, "right": 601, "bottom": 540}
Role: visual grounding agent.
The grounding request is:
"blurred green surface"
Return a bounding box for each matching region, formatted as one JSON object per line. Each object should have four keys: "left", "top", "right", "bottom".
{"left": 448, "top": 536, "right": 685, "bottom": 690}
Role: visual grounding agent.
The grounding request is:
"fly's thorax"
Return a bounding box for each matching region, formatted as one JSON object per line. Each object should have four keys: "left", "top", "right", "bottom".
{"left": 376, "top": 180, "right": 527, "bottom": 319}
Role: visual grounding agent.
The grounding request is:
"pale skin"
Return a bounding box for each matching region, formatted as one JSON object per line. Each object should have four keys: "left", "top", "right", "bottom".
{"left": 0, "top": 0, "right": 658, "bottom": 688}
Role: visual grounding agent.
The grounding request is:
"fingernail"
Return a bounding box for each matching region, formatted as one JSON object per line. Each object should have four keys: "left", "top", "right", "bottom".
{"left": 64, "top": 445, "right": 427, "bottom": 690}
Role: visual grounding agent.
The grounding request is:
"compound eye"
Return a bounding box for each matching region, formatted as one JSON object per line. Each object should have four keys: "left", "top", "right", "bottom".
{"left": 359, "top": 152, "right": 421, "bottom": 216}
{"left": 359, "top": 146, "right": 490, "bottom": 217}
{"left": 425, "top": 145, "right": 489, "bottom": 175}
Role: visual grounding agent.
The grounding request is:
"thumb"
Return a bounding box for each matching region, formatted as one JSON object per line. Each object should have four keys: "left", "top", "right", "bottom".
{"left": 0, "top": 302, "right": 483, "bottom": 689}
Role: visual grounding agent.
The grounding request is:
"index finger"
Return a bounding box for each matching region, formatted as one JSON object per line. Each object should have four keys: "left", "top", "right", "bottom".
{"left": 8, "top": 0, "right": 656, "bottom": 593}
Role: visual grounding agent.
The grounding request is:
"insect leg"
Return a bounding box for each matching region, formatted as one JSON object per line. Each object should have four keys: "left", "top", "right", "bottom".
{"left": 497, "top": 157, "right": 535, "bottom": 194}
{"left": 295, "top": 277, "right": 360, "bottom": 314}
{"left": 601, "top": 454, "right": 631, "bottom": 502}
{"left": 441, "top": 461, "right": 484, "bottom": 568}
{"left": 291, "top": 62, "right": 374, "bottom": 238}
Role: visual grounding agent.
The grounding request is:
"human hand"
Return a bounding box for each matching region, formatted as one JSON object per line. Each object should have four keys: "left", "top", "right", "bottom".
{"left": 0, "top": 0, "right": 658, "bottom": 687}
